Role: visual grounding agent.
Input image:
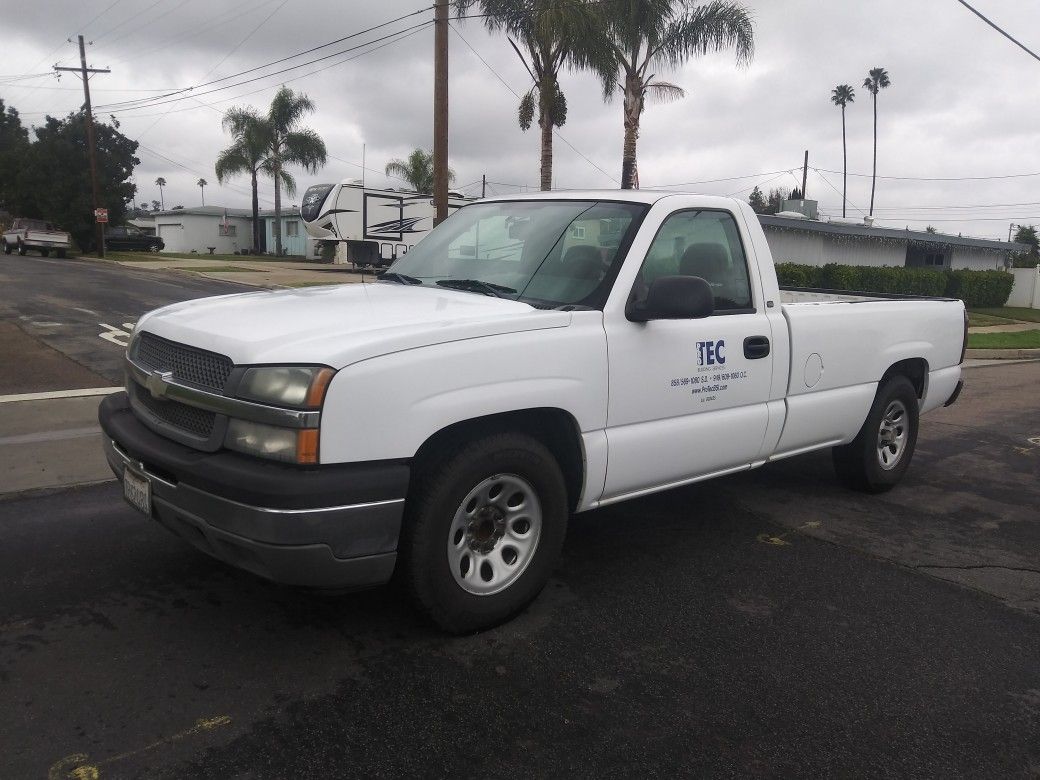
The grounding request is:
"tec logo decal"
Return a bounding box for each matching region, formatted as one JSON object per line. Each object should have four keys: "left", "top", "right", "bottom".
{"left": 696, "top": 339, "right": 726, "bottom": 366}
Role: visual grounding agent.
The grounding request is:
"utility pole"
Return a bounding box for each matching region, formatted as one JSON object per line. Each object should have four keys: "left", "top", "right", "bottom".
{"left": 1008, "top": 222, "right": 1017, "bottom": 243}
{"left": 55, "top": 36, "right": 110, "bottom": 258}
{"left": 433, "top": 0, "right": 449, "bottom": 224}
{"left": 481, "top": 174, "right": 486, "bottom": 199}
{"left": 801, "top": 150, "right": 808, "bottom": 199}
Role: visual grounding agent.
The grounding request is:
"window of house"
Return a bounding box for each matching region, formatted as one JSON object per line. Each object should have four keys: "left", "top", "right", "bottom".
{"left": 219, "top": 224, "right": 237, "bottom": 237}
{"left": 286, "top": 220, "right": 299, "bottom": 237}
{"left": 570, "top": 225, "right": 586, "bottom": 239}
{"left": 635, "top": 209, "right": 754, "bottom": 312}
{"left": 924, "top": 252, "right": 945, "bottom": 266}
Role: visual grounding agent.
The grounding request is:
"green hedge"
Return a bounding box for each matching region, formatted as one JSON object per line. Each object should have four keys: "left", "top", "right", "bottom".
{"left": 774, "top": 262, "right": 1013, "bottom": 307}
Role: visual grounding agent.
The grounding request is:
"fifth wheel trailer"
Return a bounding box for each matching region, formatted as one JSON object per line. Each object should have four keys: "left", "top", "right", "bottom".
{"left": 300, "top": 180, "right": 470, "bottom": 268}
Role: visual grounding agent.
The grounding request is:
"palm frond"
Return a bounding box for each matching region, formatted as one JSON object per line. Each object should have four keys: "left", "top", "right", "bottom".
{"left": 281, "top": 128, "right": 327, "bottom": 173}
{"left": 644, "top": 80, "right": 685, "bottom": 103}
{"left": 653, "top": 1, "right": 755, "bottom": 70}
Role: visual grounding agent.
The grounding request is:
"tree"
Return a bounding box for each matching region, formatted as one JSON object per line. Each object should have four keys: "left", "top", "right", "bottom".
{"left": 1012, "top": 224, "right": 1039, "bottom": 267}
{"left": 0, "top": 100, "right": 30, "bottom": 213}
{"left": 261, "top": 86, "right": 327, "bottom": 256}
{"left": 925, "top": 225, "right": 938, "bottom": 234}
{"left": 197, "top": 178, "right": 207, "bottom": 206}
{"left": 2, "top": 107, "right": 139, "bottom": 250}
{"left": 458, "top": 0, "right": 592, "bottom": 190}
{"left": 154, "top": 177, "right": 166, "bottom": 210}
{"left": 862, "top": 67, "right": 891, "bottom": 216}
{"left": 385, "top": 148, "right": 455, "bottom": 194}
{"left": 151, "top": 200, "right": 160, "bottom": 212}
{"left": 748, "top": 185, "right": 767, "bottom": 213}
{"left": 585, "top": 0, "right": 754, "bottom": 189}
{"left": 763, "top": 186, "right": 801, "bottom": 215}
{"left": 830, "top": 84, "right": 855, "bottom": 218}
{"left": 216, "top": 107, "right": 268, "bottom": 252}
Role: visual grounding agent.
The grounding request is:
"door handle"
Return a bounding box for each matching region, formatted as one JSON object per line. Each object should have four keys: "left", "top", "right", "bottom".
{"left": 743, "top": 335, "right": 770, "bottom": 359}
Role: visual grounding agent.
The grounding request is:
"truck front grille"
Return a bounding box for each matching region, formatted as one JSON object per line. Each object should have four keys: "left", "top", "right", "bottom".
{"left": 132, "top": 382, "right": 216, "bottom": 439}
{"left": 133, "top": 332, "right": 233, "bottom": 392}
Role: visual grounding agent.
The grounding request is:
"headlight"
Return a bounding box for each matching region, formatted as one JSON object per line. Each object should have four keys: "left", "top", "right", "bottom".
{"left": 225, "top": 419, "right": 319, "bottom": 464}
{"left": 237, "top": 366, "right": 334, "bottom": 409}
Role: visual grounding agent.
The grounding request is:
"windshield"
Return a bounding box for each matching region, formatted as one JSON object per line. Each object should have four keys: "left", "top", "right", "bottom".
{"left": 385, "top": 200, "right": 647, "bottom": 308}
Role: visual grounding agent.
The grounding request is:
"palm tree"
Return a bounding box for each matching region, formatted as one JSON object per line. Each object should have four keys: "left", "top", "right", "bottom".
{"left": 457, "top": 0, "right": 592, "bottom": 191}
{"left": 586, "top": 0, "right": 754, "bottom": 189}
{"left": 215, "top": 107, "right": 267, "bottom": 252}
{"left": 830, "top": 84, "right": 855, "bottom": 218}
{"left": 385, "top": 149, "right": 455, "bottom": 194}
{"left": 262, "top": 86, "right": 327, "bottom": 256}
{"left": 862, "top": 67, "right": 891, "bottom": 216}
{"left": 197, "top": 178, "right": 207, "bottom": 206}
{"left": 154, "top": 177, "right": 166, "bottom": 210}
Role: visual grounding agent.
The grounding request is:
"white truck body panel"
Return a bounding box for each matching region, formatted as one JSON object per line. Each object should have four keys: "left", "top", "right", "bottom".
{"left": 130, "top": 190, "right": 966, "bottom": 512}
{"left": 2, "top": 218, "right": 72, "bottom": 254}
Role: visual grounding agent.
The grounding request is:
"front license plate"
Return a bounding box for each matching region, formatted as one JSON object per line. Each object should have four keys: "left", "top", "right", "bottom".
{"left": 123, "top": 468, "right": 152, "bottom": 516}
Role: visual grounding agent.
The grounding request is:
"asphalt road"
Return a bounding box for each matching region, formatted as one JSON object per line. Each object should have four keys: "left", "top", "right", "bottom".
{"left": 2, "top": 363, "right": 1039, "bottom": 778}
{"left": 0, "top": 255, "right": 248, "bottom": 389}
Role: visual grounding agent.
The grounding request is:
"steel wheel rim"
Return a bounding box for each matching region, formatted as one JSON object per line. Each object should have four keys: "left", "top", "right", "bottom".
{"left": 877, "top": 399, "right": 908, "bottom": 471}
{"left": 447, "top": 473, "right": 542, "bottom": 596}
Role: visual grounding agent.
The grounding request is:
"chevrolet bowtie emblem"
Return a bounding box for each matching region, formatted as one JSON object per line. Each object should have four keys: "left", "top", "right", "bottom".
{"left": 146, "top": 370, "right": 174, "bottom": 400}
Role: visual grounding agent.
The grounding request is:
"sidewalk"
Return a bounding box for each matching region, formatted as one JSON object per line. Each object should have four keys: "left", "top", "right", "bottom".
{"left": 90, "top": 255, "right": 375, "bottom": 289}
{"left": 0, "top": 391, "right": 117, "bottom": 496}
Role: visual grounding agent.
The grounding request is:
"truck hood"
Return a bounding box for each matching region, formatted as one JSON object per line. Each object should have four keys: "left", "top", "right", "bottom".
{"left": 135, "top": 282, "right": 572, "bottom": 367}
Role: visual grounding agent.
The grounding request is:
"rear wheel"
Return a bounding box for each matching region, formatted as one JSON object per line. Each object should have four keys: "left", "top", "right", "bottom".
{"left": 2, "top": 241, "right": 10, "bottom": 255}
{"left": 56, "top": 249, "right": 67, "bottom": 259}
{"left": 40, "top": 248, "right": 49, "bottom": 257}
{"left": 833, "top": 375, "right": 919, "bottom": 493}
{"left": 399, "top": 432, "right": 568, "bottom": 633}
{"left": 17, "top": 241, "right": 26, "bottom": 256}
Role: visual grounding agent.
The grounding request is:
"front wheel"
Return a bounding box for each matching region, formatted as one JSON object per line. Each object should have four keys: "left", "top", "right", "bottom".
{"left": 17, "top": 241, "right": 26, "bottom": 256}
{"left": 399, "top": 432, "right": 569, "bottom": 633}
{"left": 833, "top": 375, "right": 919, "bottom": 493}
{"left": 56, "top": 249, "right": 67, "bottom": 259}
{"left": 2, "top": 241, "right": 10, "bottom": 255}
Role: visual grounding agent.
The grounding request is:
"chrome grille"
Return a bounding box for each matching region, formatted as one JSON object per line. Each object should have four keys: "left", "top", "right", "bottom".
{"left": 133, "top": 332, "right": 232, "bottom": 392}
{"left": 132, "top": 382, "right": 216, "bottom": 438}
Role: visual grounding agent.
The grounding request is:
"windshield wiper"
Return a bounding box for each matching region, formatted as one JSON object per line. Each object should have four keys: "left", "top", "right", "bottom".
{"left": 436, "top": 279, "right": 516, "bottom": 298}
{"left": 378, "top": 271, "right": 422, "bottom": 285}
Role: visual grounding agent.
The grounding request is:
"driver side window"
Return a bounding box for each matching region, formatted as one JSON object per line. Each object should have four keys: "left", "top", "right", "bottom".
{"left": 636, "top": 210, "right": 754, "bottom": 313}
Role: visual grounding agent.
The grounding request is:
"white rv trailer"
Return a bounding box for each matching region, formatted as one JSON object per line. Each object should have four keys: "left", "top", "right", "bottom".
{"left": 300, "top": 179, "right": 471, "bottom": 267}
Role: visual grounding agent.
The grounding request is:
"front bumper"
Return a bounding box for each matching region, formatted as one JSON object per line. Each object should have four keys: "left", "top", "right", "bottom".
{"left": 99, "top": 392, "right": 409, "bottom": 589}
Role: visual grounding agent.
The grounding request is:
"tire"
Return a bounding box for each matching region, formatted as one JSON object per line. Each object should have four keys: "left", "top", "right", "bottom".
{"left": 40, "top": 248, "right": 49, "bottom": 257}
{"left": 2, "top": 241, "right": 10, "bottom": 255}
{"left": 17, "top": 241, "right": 26, "bottom": 256}
{"left": 57, "top": 249, "right": 66, "bottom": 259}
{"left": 399, "top": 432, "right": 569, "bottom": 634}
{"left": 833, "top": 375, "right": 919, "bottom": 493}
{"left": 150, "top": 244, "right": 161, "bottom": 253}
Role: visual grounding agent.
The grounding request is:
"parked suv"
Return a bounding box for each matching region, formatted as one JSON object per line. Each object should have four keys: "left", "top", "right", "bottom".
{"left": 105, "top": 226, "right": 164, "bottom": 252}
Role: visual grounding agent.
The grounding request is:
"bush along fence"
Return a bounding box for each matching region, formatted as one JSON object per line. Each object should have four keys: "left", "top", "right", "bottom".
{"left": 774, "top": 263, "right": 1015, "bottom": 308}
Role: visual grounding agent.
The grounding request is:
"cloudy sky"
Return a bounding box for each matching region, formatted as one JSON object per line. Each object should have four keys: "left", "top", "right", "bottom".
{"left": 2, "top": 0, "right": 1039, "bottom": 240}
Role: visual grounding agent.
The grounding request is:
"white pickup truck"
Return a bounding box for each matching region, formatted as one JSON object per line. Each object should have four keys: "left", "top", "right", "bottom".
{"left": 2, "top": 217, "right": 72, "bottom": 257}
{"left": 99, "top": 191, "right": 966, "bottom": 632}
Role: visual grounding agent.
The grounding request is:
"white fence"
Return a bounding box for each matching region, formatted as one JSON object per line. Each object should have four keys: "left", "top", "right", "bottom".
{"left": 1007, "top": 266, "right": 1040, "bottom": 309}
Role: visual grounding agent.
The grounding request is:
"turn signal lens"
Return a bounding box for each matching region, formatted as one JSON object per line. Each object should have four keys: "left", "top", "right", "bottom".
{"left": 296, "top": 429, "right": 320, "bottom": 464}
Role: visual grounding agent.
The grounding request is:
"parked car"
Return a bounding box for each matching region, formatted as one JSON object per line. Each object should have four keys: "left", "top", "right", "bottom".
{"left": 2, "top": 218, "right": 72, "bottom": 257}
{"left": 99, "top": 191, "right": 967, "bottom": 633}
{"left": 105, "top": 226, "right": 164, "bottom": 252}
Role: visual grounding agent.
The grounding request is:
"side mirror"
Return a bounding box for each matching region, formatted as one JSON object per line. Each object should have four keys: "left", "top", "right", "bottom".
{"left": 627, "top": 275, "right": 714, "bottom": 322}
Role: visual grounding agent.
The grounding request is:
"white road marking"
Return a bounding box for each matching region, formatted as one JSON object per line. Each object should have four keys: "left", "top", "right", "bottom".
{"left": 0, "top": 387, "right": 121, "bottom": 404}
{"left": 74, "top": 307, "right": 99, "bottom": 316}
{"left": 98, "top": 322, "right": 132, "bottom": 347}
{"left": 0, "top": 426, "right": 100, "bottom": 446}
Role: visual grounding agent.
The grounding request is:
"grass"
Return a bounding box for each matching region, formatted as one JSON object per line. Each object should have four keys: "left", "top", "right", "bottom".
{"left": 968, "top": 311, "right": 1014, "bottom": 327}
{"left": 969, "top": 306, "right": 1040, "bottom": 324}
{"left": 967, "top": 329, "right": 1040, "bottom": 349}
{"left": 176, "top": 265, "right": 260, "bottom": 273}
{"left": 97, "top": 251, "right": 311, "bottom": 264}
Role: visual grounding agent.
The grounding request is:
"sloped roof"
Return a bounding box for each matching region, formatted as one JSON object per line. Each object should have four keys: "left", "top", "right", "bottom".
{"left": 759, "top": 213, "right": 1027, "bottom": 253}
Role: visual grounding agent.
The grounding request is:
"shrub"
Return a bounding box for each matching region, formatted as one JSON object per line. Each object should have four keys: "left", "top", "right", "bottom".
{"left": 944, "top": 269, "right": 1014, "bottom": 308}
{"left": 773, "top": 262, "right": 1012, "bottom": 306}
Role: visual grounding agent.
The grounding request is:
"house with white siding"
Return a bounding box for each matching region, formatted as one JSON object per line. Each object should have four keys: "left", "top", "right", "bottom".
{"left": 759, "top": 207, "right": 1024, "bottom": 271}
{"left": 151, "top": 207, "right": 253, "bottom": 254}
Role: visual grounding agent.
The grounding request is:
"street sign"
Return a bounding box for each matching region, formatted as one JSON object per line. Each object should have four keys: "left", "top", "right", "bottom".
{"left": 94, "top": 208, "right": 108, "bottom": 223}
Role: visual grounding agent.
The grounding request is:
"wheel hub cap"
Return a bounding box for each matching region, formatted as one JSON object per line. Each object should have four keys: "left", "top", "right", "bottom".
{"left": 876, "top": 399, "right": 908, "bottom": 471}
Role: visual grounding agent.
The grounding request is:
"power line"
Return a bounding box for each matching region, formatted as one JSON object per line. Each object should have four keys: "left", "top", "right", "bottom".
{"left": 448, "top": 22, "right": 620, "bottom": 186}
{"left": 954, "top": 0, "right": 1040, "bottom": 64}
{"left": 815, "top": 165, "right": 1040, "bottom": 182}
{"left": 95, "top": 6, "right": 434, "bottom": 110}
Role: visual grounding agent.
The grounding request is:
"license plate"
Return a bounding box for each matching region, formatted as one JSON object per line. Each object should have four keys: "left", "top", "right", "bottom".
{"left": 123, "top": 468, "right": 152, "bottom": 516}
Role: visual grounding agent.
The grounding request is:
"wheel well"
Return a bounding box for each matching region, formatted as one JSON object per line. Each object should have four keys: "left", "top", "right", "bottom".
{"left": 411, "top": 409, "right": 585, "bottom": 512}
{"left": 881, "top": 358, "right": 928, "bottom": 398}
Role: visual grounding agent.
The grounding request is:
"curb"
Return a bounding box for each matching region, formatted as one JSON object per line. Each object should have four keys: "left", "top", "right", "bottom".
{"left": 965, "top": 348, "right": 1040, "bottom": 360}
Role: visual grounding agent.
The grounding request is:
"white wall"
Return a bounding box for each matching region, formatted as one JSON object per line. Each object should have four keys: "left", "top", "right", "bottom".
{"left": 154, "top": 214, "right": 252, "bottom": 254}
{"left": 949, "top": 247, "right": 1006, "bottom": 271}
{"left": 763, "top": 229, "right": 905, "bottom": 267}
{"left": 1008, "top": 265, "right": 1040, "bottom": 309}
